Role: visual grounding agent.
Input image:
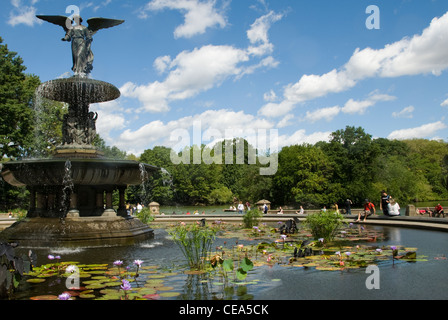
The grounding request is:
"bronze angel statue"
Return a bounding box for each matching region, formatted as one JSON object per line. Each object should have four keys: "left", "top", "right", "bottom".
{"left": 36, "top": 15, "right": 124, "bottom": 76}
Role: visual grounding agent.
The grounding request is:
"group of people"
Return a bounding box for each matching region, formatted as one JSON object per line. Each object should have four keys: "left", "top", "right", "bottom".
{"left": 126, "top": 203, "right": 143, "bottom": 216}
{"left": 355, "top": 190, "right": 400, "bottom": 222}
{"left": 417, "top": 204, "right": 445, "bottom": 218}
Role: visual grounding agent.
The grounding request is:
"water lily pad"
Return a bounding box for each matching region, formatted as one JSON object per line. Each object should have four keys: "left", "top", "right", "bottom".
{"left": 155, "top": 286, "right": 174, "bottom": 291}
{"left": 143, "top": 293, "right": 160, "bottom": 300}
{"left": 145, "top": 279, "right": 164, "bottom": 286}
{"left": 159, "top": 292, "right": 181, "bottom": 298}
{"left": 138, "top": 288, "right": 157, "bottom": 295}
{"left": 86, "top": 283, "right": 108, "bottom": 290}
{"left": 184, "top": 270, "right": 206, "bottom": 275}
{"left": 30, "top": 295, "right": 59, "bottom": 300}
{"left": 26, "top": 278, "right": 46, "bottom": 283}
{"left": 79, "top": 293, "right": 96, "bottom": 299}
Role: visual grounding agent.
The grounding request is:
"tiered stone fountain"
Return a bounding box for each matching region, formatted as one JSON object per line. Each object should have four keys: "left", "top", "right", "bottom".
{"left": 0, "top": 14, "right": 157, "bottom": 246}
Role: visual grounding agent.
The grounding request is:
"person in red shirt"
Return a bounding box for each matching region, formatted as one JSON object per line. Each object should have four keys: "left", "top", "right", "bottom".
{"left": 356, "top": 199, "right": 376, "bottom": 222}
{"left": 434, "top": 204, "right": 444, "bottom": 218}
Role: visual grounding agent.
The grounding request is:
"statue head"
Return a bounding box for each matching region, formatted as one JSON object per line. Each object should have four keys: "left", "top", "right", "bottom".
{"left": 72, "top": 14, "right": 83, "bottom": 25}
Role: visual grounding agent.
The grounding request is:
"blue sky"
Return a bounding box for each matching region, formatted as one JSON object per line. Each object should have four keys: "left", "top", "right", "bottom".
{"left": 2, "top": 0, "right": 448, "bottom": 155}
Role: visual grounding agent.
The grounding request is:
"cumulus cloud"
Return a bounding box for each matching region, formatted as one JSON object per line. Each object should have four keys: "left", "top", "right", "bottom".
{"left": 112, "top": 109, "right": 274, "bottom": 155}
{"left": 387, "top": 121, "right": 447, "bottom": 140}
{"left": 304, "top": 106, "right": 341, "bottom": 123}
{"left": 278, "top": 129, "right": 331, "bottom": 148}
{"left": 8, "top": 0, "right": 42, "bottom": 27}
{"left": 122, "top": 11, "right": 282, "bottom": 113}
{"left": 142, "top": 0, "right": 227, "bottom": 38}
{"left": 341, "top": 92, "right": 396, "bottom": 115}
{"left": 294, "top": 91, "right": 395, "bottom": 123}
{"left": 247, "top": 10, "right": 283, "bottom": 56}
{"left": 122, "top": 45, "right": 249, "bottom": 112}
{"left": 260, "top": 11, "right": 448, "bottom": 118}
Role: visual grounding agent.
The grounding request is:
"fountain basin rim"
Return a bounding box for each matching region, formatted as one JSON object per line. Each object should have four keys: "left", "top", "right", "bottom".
{"left": 38, "top": 77, "right": 121, "bottom": 104}
{"left": 1, "top": 159, "right": 159, "bottom": 187}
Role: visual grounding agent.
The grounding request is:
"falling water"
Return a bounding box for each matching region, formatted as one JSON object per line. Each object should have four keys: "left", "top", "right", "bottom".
{"left": 139, "top": 163, "right": 149, "bottom": 204}
{"left": 61, "top": 160, "right": 74, "bottom": 218}
{"left": 160, "top": 168, "right": 173, "bottom": 187}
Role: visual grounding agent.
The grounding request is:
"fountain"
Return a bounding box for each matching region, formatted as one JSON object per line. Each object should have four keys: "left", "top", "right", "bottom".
{"left": 0, "top": 14, "right": 158, "bottom": 246}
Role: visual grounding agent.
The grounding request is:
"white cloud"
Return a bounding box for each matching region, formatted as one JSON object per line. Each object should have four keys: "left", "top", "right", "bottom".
{"left": 123, "top": 11, "right": 282, "bottom": 113}
{"left": 341, "top": 92, "right": 396, "bottom": 115}
{"left": 387, "top": 121, "right": 447, "bottom": 140}
{"left": 392, "top": 106, "right": 415, "bottom": 118}
{"left": 260, "top": 11, "right": 448, "bottom": 118}
{"left": 278, "top": 129, "right": 331, "bottom": 148}
{"left": 143, "top": 0, "right": 227, "bottom": 38}
{"left": 441, "top": 98, "right": 448, "bottom": 107}
{"left": 247, "top": 10, "right": 283, "bottom": 56}
{"left": 8, "top": 0, "right": 42, "bottom": 27}
{"left": 122, "top": 45, "right": 249, "bottom": 112}
{"left": 277, "top": 114, "right": 294, "bottom": 128}
{"left": 304, "top": 106, "right": 341, "bottom": 123}
{"left": 112, "top": 109, "right": 274, "bottom": 155}
{"left": 263, "top": 89, "right": 278, "bottom": 102}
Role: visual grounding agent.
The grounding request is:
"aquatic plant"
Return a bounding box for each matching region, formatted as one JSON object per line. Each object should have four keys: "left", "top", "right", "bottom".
{"left": 242, "top": 209, "right": 262, "bottom": 228}
{"left": 169, "top": 223, "right": 217, "bottom": 270}
{"left": 305, "top": 210, "right": 346, "bottom": 242}
{"left": 0, "top": 242, "right": 33, "bottom": 299}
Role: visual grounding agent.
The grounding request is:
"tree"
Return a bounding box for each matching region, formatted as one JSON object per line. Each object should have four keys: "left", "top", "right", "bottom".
{"left": 317, "top": 126, "right": 379, "bottom": 205}
{"left": 0, "top": 37, "right": 38, "bottom": 159}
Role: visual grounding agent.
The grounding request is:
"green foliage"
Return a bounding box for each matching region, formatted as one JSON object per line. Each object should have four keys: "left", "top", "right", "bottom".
{"left": 136, "top": 207, "right": 154, "bottom": 224}
{"left": 242, "top": 209, "right": 262, "bottom": 228}
{"left": 0, "top": 37, "right": 38, "bottom": 159}
{"left": 305, "top": 211, "right": 346, "bottom": 242}
{"left": 0, "top": 243, "right": 32, "bottom": 299}
{"left": 169, "top": 224, "right": 217, "bottom": 270}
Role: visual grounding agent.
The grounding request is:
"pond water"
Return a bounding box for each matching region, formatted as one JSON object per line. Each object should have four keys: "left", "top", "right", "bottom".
{"left": 10, "top": 224, "right": 448, "bottom": 300}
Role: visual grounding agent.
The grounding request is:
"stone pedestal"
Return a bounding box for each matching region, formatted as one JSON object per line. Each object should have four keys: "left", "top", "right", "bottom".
{"left": 406, "top": 204, "right": 416, "bottom": 216}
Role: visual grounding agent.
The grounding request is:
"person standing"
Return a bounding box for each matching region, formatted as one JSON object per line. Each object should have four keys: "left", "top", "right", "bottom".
{"left": 237, "top": 202, "right": 244, "bottom": 214}
{"left": 345, "top": 199, "right": 352, "bottom": 215}
{"left": 380, "top": 191, "right": 390, "bottom": 216}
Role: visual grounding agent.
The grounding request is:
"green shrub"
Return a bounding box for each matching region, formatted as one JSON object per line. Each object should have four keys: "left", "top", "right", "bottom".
{"left": 305, "top": 210, "right": 346, "bottom": 242}
{"left": 136, "top": 207, "right": 154, "bottom": 224}
{"left": 242, "top": 209, "right": 262, "bottom": 228}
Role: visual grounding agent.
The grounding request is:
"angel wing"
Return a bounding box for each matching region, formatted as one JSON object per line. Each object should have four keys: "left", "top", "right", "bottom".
{"left": 36, "top": 15, "right": 70, "bottom": 32}
{"left": 87, "top": 18, "right": 125, "bottom": 35}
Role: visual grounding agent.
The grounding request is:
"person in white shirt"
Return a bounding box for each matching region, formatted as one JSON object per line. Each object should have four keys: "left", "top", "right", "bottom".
{"left": 237, "top": 202, "right": 244, "bottom": 214}
{"left": 387, "top": 198, "right": 400, "bottom": 216}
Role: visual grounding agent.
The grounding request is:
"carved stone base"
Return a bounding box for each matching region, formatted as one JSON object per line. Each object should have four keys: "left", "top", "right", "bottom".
{"left": 53, "top": 147, "right": 104, "bottom": 159}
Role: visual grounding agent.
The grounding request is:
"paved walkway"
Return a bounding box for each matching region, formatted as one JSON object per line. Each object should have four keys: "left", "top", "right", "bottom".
{"left": 2, "top": 214, "right": 447, "bottom": 232}
{"left": 152, "top": 213, "right": 448, "bottom": 232}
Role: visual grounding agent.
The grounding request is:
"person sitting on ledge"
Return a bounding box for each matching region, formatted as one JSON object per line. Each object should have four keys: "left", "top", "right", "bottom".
{"left": 434, "top": 204, "right": 445, "bottom": 218}
{"left": 417, "top": 207, "right": 433, "bottom": 216}
{"left": 356, "top": 199, "right": 376, "bottom": 222}
{"left": 387, "top": 197, "right": 400, "bottom": 216}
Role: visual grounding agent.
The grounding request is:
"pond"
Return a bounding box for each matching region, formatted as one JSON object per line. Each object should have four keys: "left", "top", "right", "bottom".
{"left": 8, "top": 223, "right": 448, "bottom": 300}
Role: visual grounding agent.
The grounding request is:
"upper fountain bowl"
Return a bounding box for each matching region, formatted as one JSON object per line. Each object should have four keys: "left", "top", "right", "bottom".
{"left": 38, "top": 77, "right": 121, "bottom": 104}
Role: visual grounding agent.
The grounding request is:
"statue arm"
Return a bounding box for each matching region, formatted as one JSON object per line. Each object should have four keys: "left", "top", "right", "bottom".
{"left": 62, "top": 30, "right": 71, "bottom": 42}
